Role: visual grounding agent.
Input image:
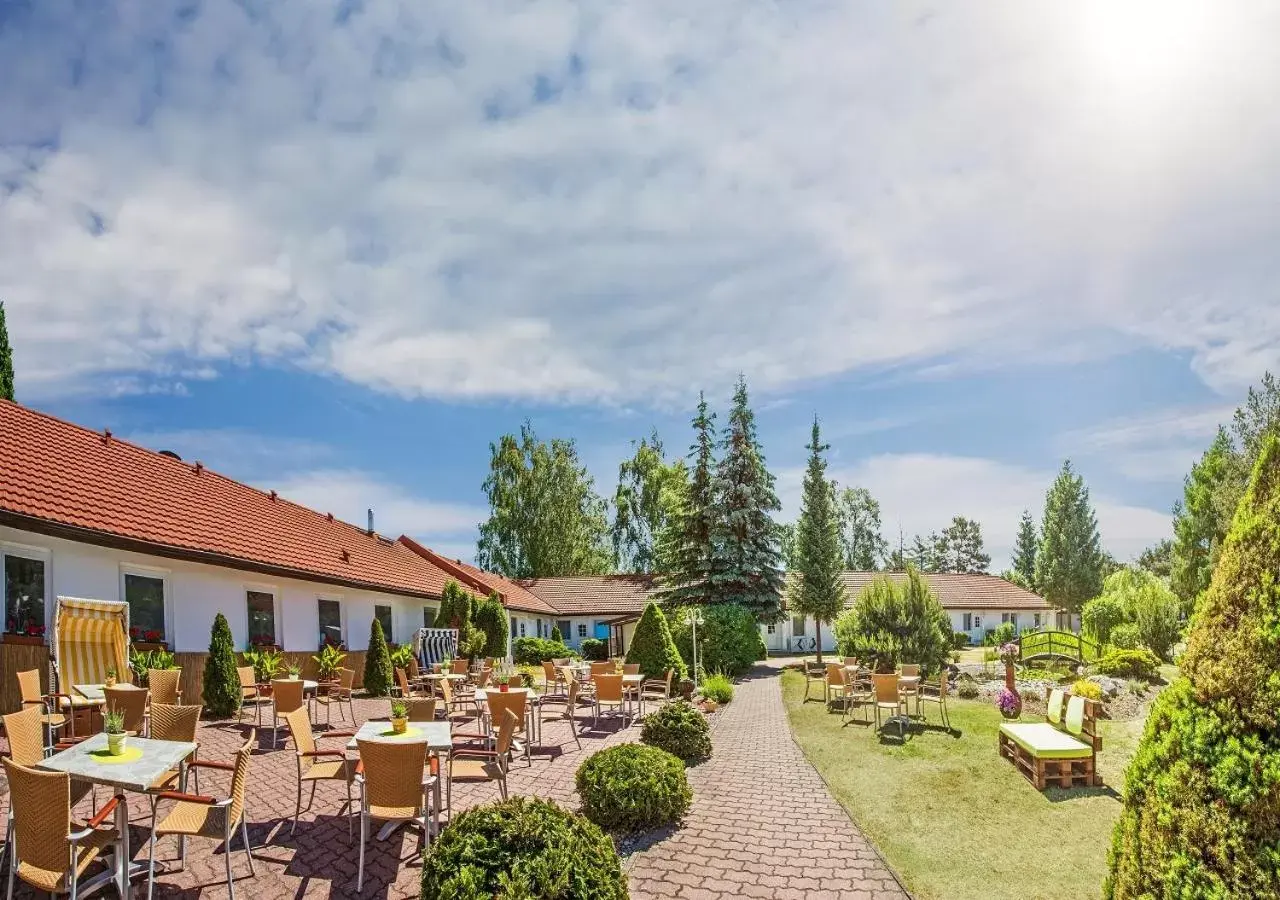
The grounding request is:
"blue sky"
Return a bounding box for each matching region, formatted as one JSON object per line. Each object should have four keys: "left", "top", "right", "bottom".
{"left": 3, "top": 1, "right": 1277, "bottom": 569}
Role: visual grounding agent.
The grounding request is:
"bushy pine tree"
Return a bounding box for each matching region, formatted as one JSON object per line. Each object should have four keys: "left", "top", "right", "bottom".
{"left": 1012, "top": 510, "right": 1038, "bottom": 587}
{"left": 708, "top": 377, "right": 784, "bottom": 623}
{"left": 363, "top": 618, "right": 393, "bottom": 696}
{"left": 473, "top": 592, "right": 509, "bottom": 658}
{"left": 624, "top": 602, "right": 687, "bottom": 680}
{"left": 434, "top": 580, "right": 486, "bottom": 657}
{"left": 201, "top": 613, "right": 241, "bottom": 718}
{"left": 832, "top": 568, "right": 949, "bottom": 673}
{"left": 656, "top": 394, "right": 718, "bottom": 608}
{"left": 0, "top": 301, "right": 13, "bottom": 402}
{"left": 1106, "top": 436, "right": 1280, "bottom": 898}
{"left": 791, "top": 418, "right": 846, "bottom": 662}
{"left": 1035, "top": 461, "right": 1104, "bottom": 614}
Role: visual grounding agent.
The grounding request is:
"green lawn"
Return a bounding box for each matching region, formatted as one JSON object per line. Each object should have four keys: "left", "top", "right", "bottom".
{"left": 781, "top": 670, "right": 1145, "bottom": 900}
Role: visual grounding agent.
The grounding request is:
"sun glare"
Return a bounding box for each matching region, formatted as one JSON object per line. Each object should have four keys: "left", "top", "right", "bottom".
{"left": 1074, "top": 0, "right": 1219, "bottom": 96}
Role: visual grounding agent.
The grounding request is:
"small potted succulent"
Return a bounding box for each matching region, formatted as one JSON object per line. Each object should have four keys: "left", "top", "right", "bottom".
{"left": 104, "top": 666, "right": 118, "bottom": 688}
{"left": 496, "top": 673, "right": 510, "bottom": 693}
{"left": 104, "top": 709, "right": 128, "bottom": 756}
{"left": 389, "top": 699, "right": 409, "bottom": 734}
{"left": 286, "top": 664, "right": 301, "bottom": 681}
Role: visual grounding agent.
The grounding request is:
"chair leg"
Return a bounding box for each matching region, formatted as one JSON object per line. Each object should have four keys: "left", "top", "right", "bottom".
{"left": 241, "top": 818, "right": 255, "bottom": 875}
{"left": 8, "top": 825, "right": 18, "bottom": 900}
{"left": 292, "top": 774, "right": 303, "bottom": 835}
{"left": 147, "top": 799, "right": 159, "bottom": 900}
{"left": 225, "top": 826, "right": 237, "bottom": 900}
{"left": 357, "top": 810, "right": 367, "bottom": 893}
{"left": 346, "top": 780, "right": 354, "bottom": 839}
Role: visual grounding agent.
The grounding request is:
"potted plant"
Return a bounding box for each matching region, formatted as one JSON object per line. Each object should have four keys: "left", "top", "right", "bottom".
{"left": 496, "top": 674, "right": 510, "bottom": 693}
{"left": 286, "top": 664, "right": 301, "bottom": 681}
{"left": 996, "top": 686, "right": 1022, "bottom": 720}
{"left": 679, "top": 677, "right": 695, "bottom": 701}
{"left": 311, "top": 644, "right": 347, "bottom": 682}
{"left": 389, "top": 699, "right": 409, "bottom": 734}
{"left": 104, "top": 709, "right": 128, "bottom": 756}
{"left": 133, "top": 629, "right": 168, "bottom": 651}
{"left": 104, "top": 667, "right": 118, "bottom": 688}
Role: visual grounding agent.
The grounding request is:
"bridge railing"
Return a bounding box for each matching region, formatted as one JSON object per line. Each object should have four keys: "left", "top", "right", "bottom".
{"left": 1016, "top": 629, "right": 1100, "bottom": 664}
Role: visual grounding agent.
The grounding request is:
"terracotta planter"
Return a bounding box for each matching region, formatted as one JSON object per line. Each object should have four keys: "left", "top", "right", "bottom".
{"left": 2, "top": 634, "right": 45, "bottom": 646}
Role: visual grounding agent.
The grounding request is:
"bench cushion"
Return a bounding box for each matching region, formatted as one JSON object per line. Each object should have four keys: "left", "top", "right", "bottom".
{"left": 999, "top": 722, "right": 1092, "bottom": 760}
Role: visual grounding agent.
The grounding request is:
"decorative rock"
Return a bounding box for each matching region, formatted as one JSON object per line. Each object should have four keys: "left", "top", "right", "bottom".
{"left": 1087, "top": 674, "right": 1123, "bottom": 697}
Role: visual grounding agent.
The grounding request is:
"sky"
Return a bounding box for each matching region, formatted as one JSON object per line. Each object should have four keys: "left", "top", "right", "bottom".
{"left": 2, "top": 0, "right": 1278, "bottom": 571}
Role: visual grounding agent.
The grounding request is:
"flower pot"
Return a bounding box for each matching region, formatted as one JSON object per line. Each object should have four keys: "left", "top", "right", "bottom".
{"left": 390, "top": 716, "right": 408, "bottom": 735}
{"left": 288, "top": 675, "right": 299, "bottom": 681}
{"left": 702, "top": 700, "right": 718, "bottom": 713}
{"left": 2, "top": 633, "right": 45, "bottom": 646}
{"left": 106, "top": 733, "right": 127, "bottom": 756}
{"left": 104, "top": 676, "right": 117, "bottom": 688}
{"left": 499, "top": 682, "right": 509, "bottom": 693}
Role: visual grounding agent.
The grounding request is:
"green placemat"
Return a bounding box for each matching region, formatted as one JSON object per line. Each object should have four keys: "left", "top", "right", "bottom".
{"left": 88, "top": 745, "right": 144, "bottom": 764}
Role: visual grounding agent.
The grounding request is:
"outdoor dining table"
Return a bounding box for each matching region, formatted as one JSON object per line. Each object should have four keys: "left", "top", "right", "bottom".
{"left": 476, "top": 687, "right": 541, "bottom": 744}
{"left": 38, "top": 732, "right": 198, "bottom": 895}
{"left": 346, "top": 719, "right": 451, "bottom": 835}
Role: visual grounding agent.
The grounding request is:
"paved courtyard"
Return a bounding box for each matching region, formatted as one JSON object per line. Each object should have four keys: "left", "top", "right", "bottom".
{"left": 1, "top": 667, "right": 908, "bottom": 898}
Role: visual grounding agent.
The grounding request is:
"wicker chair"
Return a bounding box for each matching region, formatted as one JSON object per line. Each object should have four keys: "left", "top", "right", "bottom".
{"left": 16, "top": 668, "right": 73, "bottom": 748}
{"left": 898, "top": 664, "right": 922, "bottom": 716}
{"left": 354, "top": 738, "right": 435, "bottom": 892}
{"left": 405, "top": 697, "right": 437, "bottom": 722}
{"left": 534, "top": 678, "right": 583, "bottom": 751}
{"left": 589, "top": 661, "right": 613, "bottom": 679}
{"left": 447, "top": 708, "right": 516, "bottom": 811}
{"left": 2, "top": 758, "right": 123, "bottom": 899}
{"left": 284, "top": 707, "right": 356, "bottom": 837}
{"left": 237, "top": 667, "right": 263, "bottom": 727}
{"left": 147, "top": 668, "right": 183, "bottom": 706}
{"left": 484, "top": 690, "right": 531, "bottom": 766}
{"left": 541, "top": 660, "right": 566, "bottom": 695}
{"left": 872, "top": 674, "right": 907, "bottom": 737}
{"left": 394, "top": 667, "right": 419, "bottom": 699}
{"left": 270, "top": 679, "right": 307, "bottom": 749}
{"left": 919, "top": 672, "right": 952, "bottom": 730}
{"left": 591, "top": 674, "right": 630, "bottom": 727}
{"left": 146, "top": 737, "right": 255, "bottom": 900}
{"left": 450, "top": 659, "right": 469, "bottom": 676}
{"left": 104, "top": 684, "right": 149, "bottom": 737}
{"left": 802, "top": 660, "right": 827, "bottom": 701}
{"left": 841, "top": 669, "right": 875, "bottom": 724}
{"left": 314, "top": 667, "right": 356, "bottom": 725}
{"left": 146, "top": 703, "right": 202, "bottom": 794}
{"left": 824, "top": 663, "right": 850, "bottom": 707}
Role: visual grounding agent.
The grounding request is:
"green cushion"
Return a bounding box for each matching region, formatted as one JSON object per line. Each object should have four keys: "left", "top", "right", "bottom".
{"left": 1065, "top": 696, "right": 1085, "bottom": 735}
{"left": 999, "top": 722, "right": 1092, "bottom": 760}
{"left": 1047, "top": 689, "right": 1064, "bottom": 724}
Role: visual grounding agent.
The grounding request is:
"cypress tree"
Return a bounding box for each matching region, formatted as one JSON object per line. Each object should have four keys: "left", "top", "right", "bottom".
{"left": 1011, "top": 510, "right": 1038, "bottom": 588}
{"left": 791, "top": 418, "right": 847, "bottom": 663}
{"left": 624, "top": 602, "right": 687, "bottom": 680}
{"left": 201, "top": 613, "right": 240, "bottom": 717}
{"left": 1035, "top": 461, "right": 1104, "bottom": 615}
{"left": 363, "top": 617, "right": 393, "bottom": 696}
{"left": 473, "top": 592, "right": 509, "bottom": 659}
{"left": 1106, "top": 435, "right": 1280, "bottom": 898}
{"left": 709, "top": 377, "right": 784, "bottom": 623}
{"left": 656, "top": 393, "right": 718, "bottom": 609}
{"left": 0, "top": 301, "right": 13, "bottom": 401}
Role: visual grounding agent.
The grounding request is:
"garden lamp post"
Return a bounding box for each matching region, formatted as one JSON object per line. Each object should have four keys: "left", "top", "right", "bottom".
{"left": 691, "top": 609, "right": 705, "bottom": 690}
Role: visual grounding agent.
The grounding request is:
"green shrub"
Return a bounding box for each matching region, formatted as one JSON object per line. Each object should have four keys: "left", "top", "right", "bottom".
{"left": 1082, "top": 592, "right": 1127, "bottom": 646}
{"left": 670, "top": 603, "right": 763, "bottom": 678}
{"left": 512, "top": 637, "right": 575, "bottom": 665}
{"left": 579, "top": 638, "right": 608, "bottom": 661}
{"left": 473, "top": 592, "right": 509, "bottom": 660}
{"left": 625, "top": 602, "right": 686, "bottom": 681}
{"left": 700, "top": 672, "right": 733, "bottom": 704}
{"left": 576, "top": 745, "right": 692, "bottom": 833}
{"left": 956, "top": 679, "right": 980, "bottom": 699}
{"left": 363, "top": 618, "right": 393, "bottom": 697}
{"left": 420, "top": 796, "right": 626, "bottom": 899}
{"left": 435, "top": 580, "right": 487, "bottom": 658}
{"left": 833, "top": 568, "right": 949, "bottom": 673}
{"left": 1093, "top": 648, "right": 1160, "bottom": 681}
{"left": 201, "top": 613, "right": 241, "bottom": 718}
{"left": 550, "top": 624, "right": 563, "bottom": 643}
{"left": 984, "top": 622, "right": 1017, "bottom": 647}
{"left": 1109, "top": 622, "right": 1142, "bottom": 651}
{"left": 1125, "top": 679, "right": 1146, "bottom": 696}
{"left": 1072, "top": 679, "right": 1103, "bottom": 701}
{"left": 952, "top": 630, "right": 970, "bottom": 649}
{"left": 640, "top": 700, "right": 712, "bottom": 762}
{"left": 1107, "top": 436, "right": 1280, "bottom": 897}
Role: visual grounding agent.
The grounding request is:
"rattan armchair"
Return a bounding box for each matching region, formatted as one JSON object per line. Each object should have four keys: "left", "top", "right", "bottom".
{"left": 270, "top": 678, "right": 307, "bottom": 749}
{"left": 541, "top": 660, "right": 567, "bottom": 695}
{"left": 484, "top": 689, "right": 531, "bottom": 766}
{"left": 147, "top": 668, "right": 183, "bottom": 706}
{"left": 353, "top": 737, "right": 435, "bottom": 892}
{"left": 534, "top": 678, "right": 583, "bottom": 751}
{"left": 237, "top": 666, "right": 263, "bottom": 727}
{"left": 314, "top": 666, "right": 356, "bottom": 725}
{"left": 447, "top": 708, "right": 517, "bottom": 811}
{"left": 16, "top": 668, "right": 74, "bottom": 749}
{"left": 919, "top": 673, "right": 952, "bottom": 730}
{"left": 405, "top": 697, "right": 437, "bottom": 722}
{"left": 104, "top": 684, "right": 149, "bottom": 737}
{"left": 146, "top": 738, "right": 255, "bottom": 900}
{"left": 591, "top": 673, "right": 630, "bottom": 727}
{"left": 3, "top": 758, "right": 124, "bottom": 900}
{"left": 146, "top": 703, "right": 202, "bottom": 794}
{"left": 872, "top": 674, "right": 907, "bottom": 738}
{"left": 284, "top": 707, "right": 356, "bottom": 837}
{"left": 841, "top": 669, "right": 875, "bottom": 724}
{"left": 824, "top": 663, "right": 850, "bottom": 707}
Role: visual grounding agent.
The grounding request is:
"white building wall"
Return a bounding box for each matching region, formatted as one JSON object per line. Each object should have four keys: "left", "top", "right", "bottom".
{"left": 0, "top": 524, "right": 438, "bottom": 653}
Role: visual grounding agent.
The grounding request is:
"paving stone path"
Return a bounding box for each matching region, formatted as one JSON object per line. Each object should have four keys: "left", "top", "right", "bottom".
{"left": 626, "top": 662, "right": 911, "bottom": 900}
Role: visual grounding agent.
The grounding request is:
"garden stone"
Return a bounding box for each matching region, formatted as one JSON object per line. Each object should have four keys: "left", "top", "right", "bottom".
{"left": 1088, "top": 674, "right": 1123, "bottom": 697}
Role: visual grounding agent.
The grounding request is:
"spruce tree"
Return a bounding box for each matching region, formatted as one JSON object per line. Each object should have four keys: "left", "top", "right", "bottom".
{"left": 708, "top": 377, "right": 784, "bottom": 623}
{"left": 1034, "top": 460, "right": 1104, "bottom": 615}
{"left": 1011, "top": 510, "right": 1037, "bottom": 587}
{"left": 624, "top": 602, "right": 686, "bottom": 680}
{"left": 201, "top": 613, "right": 241, "bottom": 718}
{"left": 655, "top": 393, "right": 718, "bottom": 609}
{"left": 791, "top": 418, "right": 847, "bottom": 663}
{"left": 473, "top": 592, "right": 509, "bottom": 658}
{"left": 1106, "top": 436, "right": 1280, "bottom": 898}
{"left": 363, "top": 617, "right": 393, "bottom": 696}
{"left": 0, "top": 301, "right": 13, "bottom": 402}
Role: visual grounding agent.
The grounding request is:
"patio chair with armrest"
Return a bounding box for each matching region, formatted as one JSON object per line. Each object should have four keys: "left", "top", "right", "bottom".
{"left": 405, "top": 697, "right": 437, "bottom": 722}
{"left": 871, "top": 674, "right": 907, "bottom": 738}
{"left": 824, "top": 663, "right": 850, "bottom": 707}
{"left": 589, "top": 661, "right": 613, "bottom": 679}
{"left": 147, "top": 668, "right": 183, "bottom": 706}
{"left": 541, "top": 660, "right": 567, "bottom": 695}
{"left": 16, "top": 668, "right": 75, "bottom": 750}
{"left": 447, "top": 709, "right": 516, "bottom": 812}
{"left": 534, "top": 679, "right": 584, "bottom": 751}
{"left": 802, "top": 660, "right": 827, "bottom": 701}
{"left": 270, "top": 678, "right": 307, "bottom": 749}
{"left": 591, "top": 674, "right": 630, "bottom": 728}
{"left": 145, "top": 703, "right": 203, "bottom": 795}
{"left": 314, "top": 666, "right": 356, "bottom": 725}
{"left": 638, "top": 668, "right": 674, "bottom": 716}
{"left": 484, "top": 689, "right": 531, "bottom": 767}
{"left": 284, "top": 707, "right": 355, "bottom": 837}
{"left": 354, "top": 738, "right": 435, "bottom": 892}
{"left": 919, "top": 672, "right": 952, "bottom": 731}
{"left": 237, "top": 667, "right": 263, "bottom": 727}
{"left": 104, "top": 684, "right": 148, "bottom": 737}
{"left": 842, "top": 669, "right": 875, "bottom": 724}
{"left": 898, "top": 664, "right": 922, "bottom": 716}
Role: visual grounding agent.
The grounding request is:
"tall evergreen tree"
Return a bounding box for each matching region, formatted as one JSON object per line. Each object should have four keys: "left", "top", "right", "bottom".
{"left": 1035, "top": 460, "right": 1104, "bottom": 615}
{"left": 201, "top": 613, "right": 240, "bottom": 718}
{"left": 1012, "top": 510, "right": 1038, "bottom": 586}
{"left": 791, "top": 418, "right": 847, "bottom": 662}
{"left": 937, "top": 516, "right": 991, "bottom": 573}
{"left": 708, "top": 377, "right": 784, "bottom": 623}
{"left": 1106, "top": 436, "right": 1280, "bottom": 898}
{"left": 0, "top": 301, "right": 13, "bottom": 402}
{"left": 655, "top": 394, "right": 718, "bottom": 609}
{"left": 611, "top": 430, "right": 689, "bottom": 573}
{"left": 363, "top": 618, "right": 393, "bottom": 696}
{"left": 835, "top": 485, "right": 888, "bottom": 570}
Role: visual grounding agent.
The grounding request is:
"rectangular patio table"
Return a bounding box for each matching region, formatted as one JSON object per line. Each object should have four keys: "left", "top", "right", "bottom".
{"left": 39, "top": 732, "right": 197, "bottom": 895}
{"left": 347, "top": 719, "right": 451, "bottom": 834}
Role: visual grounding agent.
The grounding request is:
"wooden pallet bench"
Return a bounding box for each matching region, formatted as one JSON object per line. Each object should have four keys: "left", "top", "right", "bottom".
{"left": 998, "top": 686, "right": 1101, "bottom": 790}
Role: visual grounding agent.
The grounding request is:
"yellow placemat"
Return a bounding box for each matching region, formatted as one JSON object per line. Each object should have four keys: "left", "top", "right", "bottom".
{"left": 374, "top": 726, "right": 424, "bottom": 740}
{"left": 88, "top": 745, "right": 144, "bottom": 765}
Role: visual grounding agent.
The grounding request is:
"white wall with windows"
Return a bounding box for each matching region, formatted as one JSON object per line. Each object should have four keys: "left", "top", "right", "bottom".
{"left": 950, "top": 608, "right": 1047, "bottom": 645}
{"left": 0, "top": 524, "right": 439, "bottom": 653}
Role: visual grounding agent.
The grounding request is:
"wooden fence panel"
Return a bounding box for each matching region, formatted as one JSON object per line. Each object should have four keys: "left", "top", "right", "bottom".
{"left": 0, "top": 642, "right": 51, "bottom": 713}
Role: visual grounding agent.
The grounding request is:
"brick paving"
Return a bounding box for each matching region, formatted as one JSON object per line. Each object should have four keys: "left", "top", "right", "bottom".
{"left": 1, "top": 666, "right": 908, "bottom": 898}
{"left": 625, "top": 662, "right": 910, "bottom": 900}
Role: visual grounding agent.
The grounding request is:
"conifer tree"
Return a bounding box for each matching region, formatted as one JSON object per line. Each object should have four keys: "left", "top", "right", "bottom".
{"left": 363, "top": 617, "right": 393, "bottom": 696}
{"left": 656, "top": 394, "right": 718, "bottom": 609}
{"left": 1106, "top": 436, "right": 1280, "bottom": 898}
{"left": 473, "top": 592, "right": 509, "bottom": 658}
{"left": 1011, "top": 510, "right": 1038, "bottom": 588}
{"left": 0, "top": 301, "right": 13, "bottom": 402}
{"left": 624, "top": 602, "right": 687, "bottom": 680}
{"left": 708, "top": 377, "right": 784, "bottom": 622}
{"left": 1035, "top": 460, "right": 1104, "bottom": 614}
{"left": 792, "top": 418, "right": 847, "bottom": 662}
{"left": 201, "top": 613, "right": 240, "bottom": 718}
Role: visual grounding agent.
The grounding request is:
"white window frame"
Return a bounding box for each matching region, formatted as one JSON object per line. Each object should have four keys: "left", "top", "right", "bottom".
{"left": 1033, "top": 613, "right": 1042, "bottom": 628}
{"left": 519, "top": 620, "right": 526, "bottom": 638}
{"left": 791, "top": 615, "right": 806, "bottom": 637}
{"left": 374, "top": 603, "right": 394, "bottom": 644}
{"left": 316, "top": 593, "right": 346, "bottom": 649}
{"left": 766, "top": 624, "right": 776, "bottom": 634}
{"left": 2, "top": 540, "right": 53, "bottom": 634}
{"left": 119, "top": 563, "right": 172, "bottom": 642}
{"left": 962, "top": 613, "right": 972, "bottom": 631}
{"left": 243, "top": 582, "right": 280, "bottom": 647}
{"left": 577, "top": 622, "right": 587, "bottom": 638}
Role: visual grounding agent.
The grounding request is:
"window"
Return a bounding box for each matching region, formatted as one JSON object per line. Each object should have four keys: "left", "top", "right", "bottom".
{"left": 1001, "top": 612, "right": 1017, "bottom": 626}
{"left": 510, "top": 617, "right": 518, "bottom": 638}
{"left": 4, "top": 554, "right": 46, "bottom": 636}
{"left": 375, "top": 605, "right": 393, "bottom": 642}
{"left": 577, "top": 623, "right": 587, "bottom": 638}
{"left": 124, "top": 573, "right": 166, "bottom": 640}
{"left": 962, "top": 613, "right": 972, "bottom": 631}
{"left": 536, "top": 618, "right": 544, "bottom": 638}
{"left": 424, "top": 606, "right": 435, "bottom": 627}
{"left": 318, "top": 598, "right": 343, "bottom": 648}
{"left": 766, "top": 624, "right": 775, "bottom": 634}
{"left": 791, "top": 615, "right": 806, "bottom": 637}
{"left": 973, "top": 615, "right": 982, "bottom": 630}
{"left": 519, "top": 620, "right": 526, "bottom": 638}
{"left": 557, "top": 620, "right": 571, "bottom": 640}
{"left": 1033, "top": 613, "right": 1042, "bottom": 628}
{"left": 246, "top": 590, "right": 276, "bottom": 647}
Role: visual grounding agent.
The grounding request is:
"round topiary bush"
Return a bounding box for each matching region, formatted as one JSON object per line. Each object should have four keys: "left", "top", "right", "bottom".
{"left": 640, "top": 700, "right": 712, "bottom": 763}
{"left": 576, "top": 744, "right": 692, "bottom": 833}
{"left": 421, "top": 796, "right": 627, "bottom": 900}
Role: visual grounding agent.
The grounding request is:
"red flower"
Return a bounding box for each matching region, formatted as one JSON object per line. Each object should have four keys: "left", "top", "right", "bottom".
{"left": 144, "top": 629, "right": 163, "bottom": 642}
{"left": 130, "top": 626, "right": 141, "bottom": 639}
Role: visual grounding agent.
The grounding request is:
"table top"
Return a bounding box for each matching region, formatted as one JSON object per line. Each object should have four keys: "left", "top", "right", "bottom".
{"left": 39, "top": 733, "right": 197, "bottom": 792}
{"left": 346, "top": 719, "right": 451, "bottom": 751}
{"left": 479, "top": 687, "right": 532, "bottom": 698}
{"left": 270, "top": 678, "right": 319, "bottom": 690}
{"left": 421, "top": 672, "right": 468, "bottom": 681}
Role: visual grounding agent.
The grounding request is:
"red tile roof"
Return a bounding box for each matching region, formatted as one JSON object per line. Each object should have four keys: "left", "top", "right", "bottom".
{"left": 0, "top": 400, "right": 459, "bottom": 600}
{"left": 517, "top": 575, "right": 659, "bottom": 616}
{"left": 822, "top": 572, "right": 1052, "bottom": 611}
{"left": 398, "top": 539, "right": 557, "bottom": 615}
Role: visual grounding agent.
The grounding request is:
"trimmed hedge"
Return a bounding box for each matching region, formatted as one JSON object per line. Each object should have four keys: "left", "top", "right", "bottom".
{"left": 670, "top": 603, "right": 763, "bottom": 677}
{"left": 579, "top": 638, "right": 608, "bottom": 661}
{"left": 1092, "top": 648, "right": 1160, "bottom": 681}
{"left": 421, "top": 796, "right": 626, "bottom": 899}
{"left": 576, "top": 744, "right": 692, "bottom": 833}
{"left": 363, "top": 618, "right": 393, "bottom": 697}
{"left": 512, "top": 637, "right": 575, "bottom": 665}
{"left": 641, "top": 700, "right": 711, "bottom": 762}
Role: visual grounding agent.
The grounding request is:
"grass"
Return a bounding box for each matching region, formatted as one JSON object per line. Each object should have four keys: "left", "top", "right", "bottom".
{"left": 781, "top": 670, "right": 1145, "bottom": 900}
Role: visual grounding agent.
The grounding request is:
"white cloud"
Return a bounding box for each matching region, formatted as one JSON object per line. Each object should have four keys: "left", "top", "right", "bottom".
{"left": 1061, "top": 403, "right": 1232, "bottom": 481}
{"left": 780, "top": 453, "right": 1171, "bottom": 571}
{"left": 2, "top": 1, "right": 1279, "bottom": 404}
